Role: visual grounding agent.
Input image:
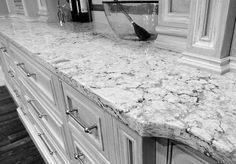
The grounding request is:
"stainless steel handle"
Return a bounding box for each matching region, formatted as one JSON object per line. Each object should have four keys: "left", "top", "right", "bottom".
{"left": 28, "top": 99, "right": 46, "bottom": 118}
{"left": 26, "top": 73, "right": 36, "bottom": 77}
{"left": 66, "top": 109, "right": 97, "bottom": 134}
{"left": 0, "top": 46, "right": 7, "bottom": 52}
{"left": 38, "top": 133, "right": 54, "bottom": 155}
{"left": 16, "top": 62, "right": 36, "bottom": 78}
{"left": 16, "top": 62, "right": 24, "bottom": 67}
{"left": 74, "top": 153, "right": 85, "bottom": 164}
{"left": 13, "top": 89, "right": 20, "bottom": 97}
{"left": 8, "top": 70, "right": 14, "bottom": 77}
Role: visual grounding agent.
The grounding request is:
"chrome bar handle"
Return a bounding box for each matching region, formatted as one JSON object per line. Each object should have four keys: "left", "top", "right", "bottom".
{"left": 16, "top": 62, "right": 36, "bottom": 78}
{"left": 13, "top": 89, "right": 20, "bottom": 97}
{"left": 0, "top": 46, "right": 7, "bottom": 52}
{"left": 16, "top": 62, "right": 27, "bottom": 75}
{"left": 27, "top": 73, "right": 36, "bottom": 77}
{"left": 28, "top": 99, "right": 47, "bottom": 118}
{"left": 8, "top": 70, "right": 14, "bottom": 77}
{"left": 66, "top": 109, "right": 97, "bottom": 134}
{"left": 74, "top": 153, "right": 85, "bottom": 164}
{"left": 16, "top": 62, "right": 25, "bottom": 67}
{"left": 38, "top": 133, "right": 54, "bottom": 155}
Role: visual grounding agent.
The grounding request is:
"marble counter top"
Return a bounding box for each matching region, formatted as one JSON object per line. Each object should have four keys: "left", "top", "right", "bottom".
{"left": 0, "top": 16, "right": 236, "bottom": 163}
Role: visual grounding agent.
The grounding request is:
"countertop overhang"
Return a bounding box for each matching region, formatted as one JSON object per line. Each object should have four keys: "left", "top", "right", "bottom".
{"left": 0, "top": 16, "right": 236, "bottom": 164}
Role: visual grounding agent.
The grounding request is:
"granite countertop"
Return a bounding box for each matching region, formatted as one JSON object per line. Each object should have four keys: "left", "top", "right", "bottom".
{"left": 0, "top": 16, "right": 236, "bottom": 164}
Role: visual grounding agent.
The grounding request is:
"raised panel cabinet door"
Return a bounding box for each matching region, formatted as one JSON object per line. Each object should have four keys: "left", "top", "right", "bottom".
{"left": 156, "top": 139, "right": 218, "bottom": 164}
{"left": 69, "top": 122, "right": 111, "bottom": 164}
{"left": 169, "top": 142, "right": 218, "bottom": 164}
{"left": 62, "top": 82, "right": 109, "bottom": 154}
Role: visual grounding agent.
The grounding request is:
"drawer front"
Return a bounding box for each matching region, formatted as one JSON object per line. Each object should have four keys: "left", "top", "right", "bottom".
{"left": 23, "top": 90, "right": 67, "bottom": 155}
{"left": 17, "top": 76, "right": 67, "bottom": 153}
{"left": 62, "top": 82, "right": 106, "bottom": 152}
{"left": 26, "top": 107, "right": 70, "bottom": 164}
{"left": 70, "top": 122, "right": 110, "bottom": 164}
{"left": 9, "top": 43, "right": 59, "bottom": 116}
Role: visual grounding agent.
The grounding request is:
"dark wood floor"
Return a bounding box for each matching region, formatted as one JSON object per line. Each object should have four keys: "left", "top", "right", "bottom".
{"left": 0, "top": 86, "right": 45, "bottom": 164}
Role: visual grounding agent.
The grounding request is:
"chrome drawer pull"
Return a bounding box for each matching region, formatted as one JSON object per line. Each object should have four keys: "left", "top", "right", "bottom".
{"left": 13, "top": 89, "right": 20, "bottom": 97}
{"left": 16, "top": 62, "right": 36, "bottom": 78}
{"left": 38, "top": 133, "right": 54, "bottom": 155}
{"left": 26, "top": 73, "right": 36, "bottom": 77}
{"left": 0, "top": 47, "right": 7, "bottom": 52}
{"left": 74, "top": 153, "right": 85, "bottom": 164}
{"left": 84, "top": 125, "right": 97, "bottom": 134}
{"left": 16, "top": 62, "right": 24, "bottom": 67}
{"left": 28, "top": 100, "right": 47, "bottom": 118}
{"left": 8, "top": 70, "right": 14, "bottom": 77}
{"left": 66, "top": 109, "right": 97, "bottom": 134}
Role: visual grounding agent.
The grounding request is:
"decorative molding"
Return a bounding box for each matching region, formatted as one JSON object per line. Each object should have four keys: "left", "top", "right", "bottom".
{"left": 191, "top": 0, "right": 219, "bottom": 50}
{"left": 186, "top": 0, "right": 236, "bottom": 58}
{"left": 155, "top": 34, "right": 187, "bottom": 52}
{"left": 37, "top": 0, "right": 48, "bottom": 21}
{"left": 156, "top": 25, "right": 188, "bottom": 38}
{"left": 181, "top": 52, "right": 230, "bottom": 74}
{"left": 158, "top": 0, "right": 190, "bottom": 28}
{"left": 182, "top": 0, "right": 236, "bottom": 74}
{"left": 155, "top": 0, "right": 190, "bottom": 52}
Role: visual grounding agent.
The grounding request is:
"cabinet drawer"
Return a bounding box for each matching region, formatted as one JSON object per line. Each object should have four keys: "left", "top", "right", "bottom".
{"left": 26, "top": 107, "right": 70, "bottom": 164}
{"left": 62, "top": 82, "right": 106, "bottom": 153}
{"left": 9, "top": 43, "right": 59, "bottom": 116}
{"left": 17, "top": 107, "right": 56, "bottom": 164}
{"left": 70, "top": 122, "right": 110, "bottom": 164}
{"left": 21, "top": 84, "right": 67, "bottom": 155}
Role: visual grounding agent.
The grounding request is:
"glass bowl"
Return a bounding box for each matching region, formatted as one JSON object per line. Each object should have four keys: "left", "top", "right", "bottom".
{"left": 103, "top": 1, "right": 158, "bottom": 41}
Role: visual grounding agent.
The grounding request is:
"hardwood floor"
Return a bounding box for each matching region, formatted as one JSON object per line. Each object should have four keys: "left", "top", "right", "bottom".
{"left": 0, "top": 86, "right": 45, "bottom": 164}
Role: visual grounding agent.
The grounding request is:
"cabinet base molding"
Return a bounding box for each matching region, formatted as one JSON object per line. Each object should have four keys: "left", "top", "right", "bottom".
{"left": 155, "top": 34, "right": 187, "bottom": 53}
{"left": 181, "top": 52, "right": 230, "bottom": 74}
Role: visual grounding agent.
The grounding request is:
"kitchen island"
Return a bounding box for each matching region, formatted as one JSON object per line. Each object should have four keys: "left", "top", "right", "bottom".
{"left": 0, "top": 16, "right": 236, "bottom": 164}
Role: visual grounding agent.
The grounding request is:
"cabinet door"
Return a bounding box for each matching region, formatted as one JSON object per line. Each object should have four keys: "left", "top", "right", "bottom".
{"left": 170, "top": 142, "right": 218, "bottom": 164}
{"left": 113, "top": 119, "right": 156, "bottom": 164}
{"left": 156, "top": 139, "right": 218, "bottom": 164}
{"left": 69, "top": 122, "right": 111, "bottom": 164}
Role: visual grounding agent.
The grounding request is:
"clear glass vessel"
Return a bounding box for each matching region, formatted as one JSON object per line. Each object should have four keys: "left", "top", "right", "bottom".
{"left": 103, "top": 1, "right": 159, "bottom": 41}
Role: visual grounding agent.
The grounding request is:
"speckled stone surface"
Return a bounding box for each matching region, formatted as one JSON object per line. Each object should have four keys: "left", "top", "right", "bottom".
{"left": 0, "top": 16, "right": 236, "bottom": 164}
